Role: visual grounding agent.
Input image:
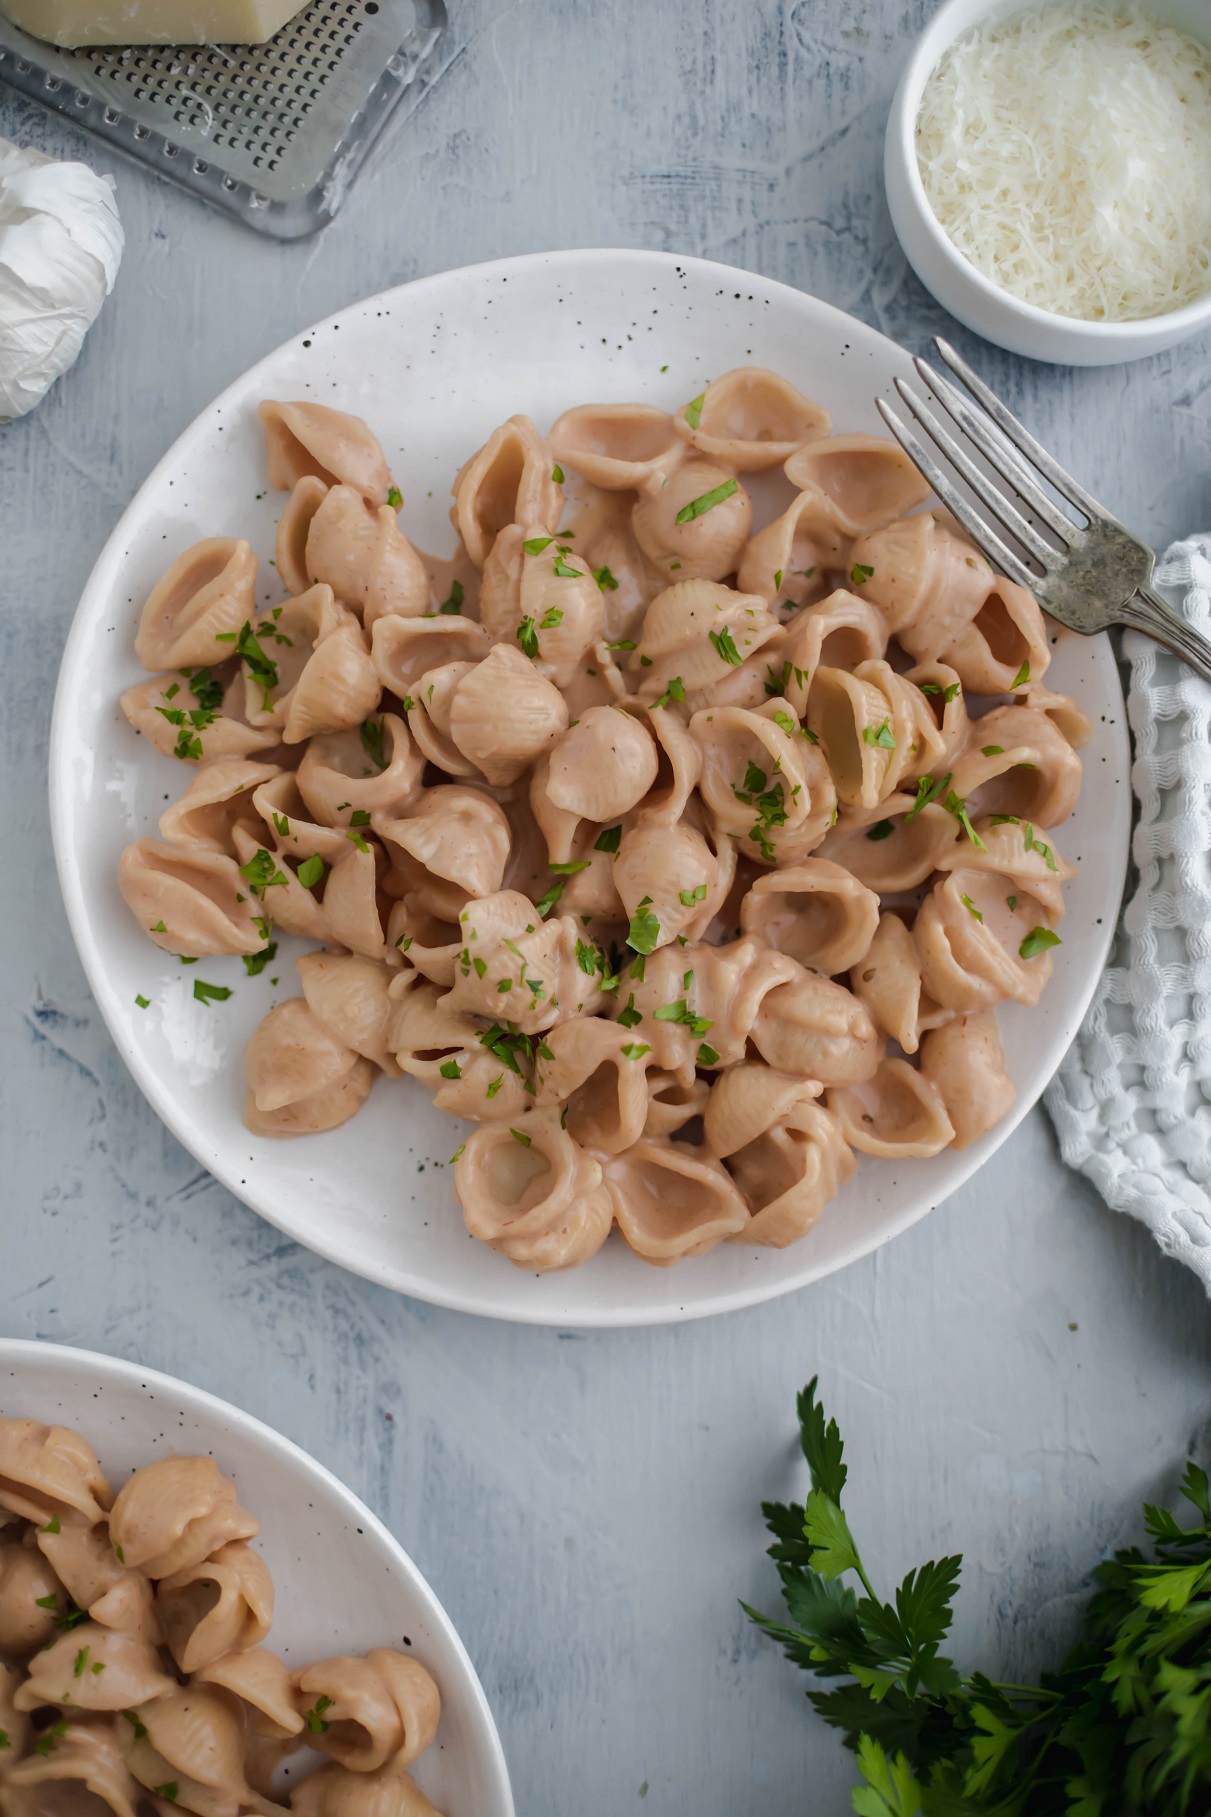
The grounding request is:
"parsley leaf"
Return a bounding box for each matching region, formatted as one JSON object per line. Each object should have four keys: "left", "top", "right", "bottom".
{"left": 360, "top": 718, "right": 388, "bottom": 770}
{"left": 297, "top": 854, "right": 325, "bottom": 890}
{"left": 193, "top": 980, "right": 233, "bottom": 1004}
{"left": 594, "top": 566, "right": 620, "bottom": 592}
{"left": 862, "top": 720, "right": 896, "bottom": 751}
{"left": 621, "top": 1043, "right": 651, "bottom": 1060}
{"left": 523, "top": 536, "right": 553, "bottom": 555}
{"left": 709, "top": 626, "right": 743, "bottom": 666}
{"left": 242, "top": 943, "right": 278, "bottom": 976}
{"left": 685, "top": 391, "right": 705, "bottom": 429}
{"left": 850, "top": 563, "right": 874, "bottom": 586}
{"left": 675, "top": 477, "right": 739, "bottom": 523}
{"left": 386, "top": 486, "right": 402, "bottom": 509}
{"left": 1009, "top": 659, "right": 1030, "bottom": 689}
{"left": 595, "top": 825, "right": 622, "bottom": 854}
{"left": 439, "top": 579, "right": 465, "bottom": 615}
{"left": 866, "top": 820, "right": 894, "bottom": 842}
{"left": 627, "top": 898, "right": 660, "bottom": 956}
{"left": 652, "top": 676, "right": 687, "bottom": 710}
{"left": 1019, "top": 926, "right": 1061, "bottom": 959}
{"left": 516, "top": 617, "right": 540, "bottom": 659}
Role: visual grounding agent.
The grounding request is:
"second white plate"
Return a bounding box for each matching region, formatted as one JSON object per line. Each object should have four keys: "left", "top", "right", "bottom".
{"left": 49, "top": 248, "right": 1131, "bottom": 1327}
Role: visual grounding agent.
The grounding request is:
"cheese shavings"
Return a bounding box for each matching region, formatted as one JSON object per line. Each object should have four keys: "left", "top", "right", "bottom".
{"left": 916, "top": 2, "right": 1211, "bottom": 322}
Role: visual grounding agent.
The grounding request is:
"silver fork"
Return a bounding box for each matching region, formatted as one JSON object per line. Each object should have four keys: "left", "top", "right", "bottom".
{"left": 876, "top": 337, "right": 1211, "bottom": 686}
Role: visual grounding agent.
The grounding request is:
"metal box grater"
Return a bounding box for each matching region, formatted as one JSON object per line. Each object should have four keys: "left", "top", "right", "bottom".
{"left": 0, "top": 0, "right": 447, "bottom": 238}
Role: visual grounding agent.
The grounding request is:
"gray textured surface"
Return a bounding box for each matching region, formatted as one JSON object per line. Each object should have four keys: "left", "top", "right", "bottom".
{"left": 2, "top": 3, "right": 1211, "bottom": 1812}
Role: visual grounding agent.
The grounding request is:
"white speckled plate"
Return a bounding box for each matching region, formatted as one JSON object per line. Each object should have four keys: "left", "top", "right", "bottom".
{"left": 0, "top": 1338, "right": 513, "bottom": 1817}
{"left": 49, "top": 249, "right": 1131, "bottom": 1327}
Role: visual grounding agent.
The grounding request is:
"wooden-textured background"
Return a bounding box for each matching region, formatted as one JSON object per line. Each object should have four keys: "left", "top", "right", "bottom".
{"left": 2, "top": 2, "right": 1210, "bottom": 1810}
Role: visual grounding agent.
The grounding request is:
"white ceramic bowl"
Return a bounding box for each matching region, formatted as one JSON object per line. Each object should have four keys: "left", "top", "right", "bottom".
{"left": 0, "top": 1339, "right": 514, "bottom": 1817}
{"left": 50, "top": 248, "right": 1131, "bottom": 1327}
{"left": 885, "top": 0, "right": 1211, "bottom": 365}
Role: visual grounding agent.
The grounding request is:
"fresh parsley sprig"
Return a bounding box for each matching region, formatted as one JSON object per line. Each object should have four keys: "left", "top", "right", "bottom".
{"left": 745, "top": 1379, "right": 1211, "bottom": 1816}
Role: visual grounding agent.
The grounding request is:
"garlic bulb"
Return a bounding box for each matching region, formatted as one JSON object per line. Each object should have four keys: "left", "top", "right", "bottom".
{"left": 0, "top": 139, "right": 123, "bottom": 422}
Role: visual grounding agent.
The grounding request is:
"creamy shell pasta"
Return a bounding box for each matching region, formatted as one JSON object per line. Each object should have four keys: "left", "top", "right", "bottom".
{"left": 115, "top": 373, "right": 1086, "bottom": 1273}
{"left": 0, "top": 1418, "right": 446, "bottom": 1817}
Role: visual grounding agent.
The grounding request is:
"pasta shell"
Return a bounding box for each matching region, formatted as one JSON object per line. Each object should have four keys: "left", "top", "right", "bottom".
{"left": 451, "top": 415, "right": 562, "bottom": 568}
{"left": 259, "top": 401, "right": 392, "bottom": 506}
{"left": 88, "top": 1571, "right": 161, "bottom": 1648}
{"left": 128, "top": 1684, "right": 261, "bottom": 1817}
{"left": 244, "top": 998, "right": 366, "bottom": 1117}
{"left": 949, "top": 705, "right": 1082, "bottom": 828}
{"left": 741, "top": 859, "right": 880, "bottom": 976}
{"left": 702, "top": 1061, "right": 820, "bottom": 1157}
{"left": 297, "top": 952, "right": 401, "bottom": 1076}
{"left": 121, "top": 669, "right": 279, "bottom": 765}
{"left": 536, "top": 1017, "right": 652, "bottom": 1153}
{"left": 383, "top": 905, "right": 460, "bottom": 986}
{"left": 919, "top": 1010, "right": 1015, "bottom": 1151}
{"left": 370, "top": 613, "right": 490, "bottom": 700}
{"left": 295, "top": 1650, "right": 439, "bottom": 1774}
{"left": 850, "top": 509, "right": 990, "bottom": 645}
{"left": 251, "top": 773, "right": 351, "bottom": 865}
{"left": 157, "top": 1540, "right": 273, "bottom": 1675}
{"left": 0, "top": 1539, "right": 64, "bottom": 1654}
{"left": 806, "top": 666, "right": 901, "bottom": 810}
{"left": 385, "top": 977, "right": 483, "bottom": 1088}
{"left": 941, "top": 575, "right": 1051, "bottom": 695}
{"left": 632, "top": 579, "right": 777, "bottom": 701}
{"left": 816, "top": 795, "right": 960, "bottom": 892}
{"left": 602, "top": 1138, "right": 748, "bottom": 1263}
{"left": 689, "top": 701, "right": 814, "bottom": 842}
{"left": 726, "top": 1099, "right": 856, "bottom": 1247}
{"left": 290, "top": 1759, "right": 445, "bottom": 1817}
{"left": 677, "top": 369, "right": 830, "bottom": 470}
{"left": 783, "top": 434, "right": 930, "bottom": 545}
{"left": 285, "top": 626, "right": 380, "bottom": 748}
{"left": 403, "top": 661, "right": 480, "bottom": 778}
{"left": 320, "top": 841, "right": 391, "bottom": 963}
{"left": 135, "top": 539, "right": 258, "bottom": 673}
{"left": 229, "top": 829, "right": 328, "bottom": 943}
{"left": 36, "top": 1520, "right": 136, "bottom": 1626}
{"left": 631, "top": 459, "right": 752, "bottom": 582}
{"left": 0, "top": 1417, "right": 108, "bottom": 1533}
{"left": 196, "top": 1646, "right": 303, "bottom": 1741}
{"left": 378, "top": 787, "right": 511, "bottom": 908}
{"left": 642, "top": 702, "right": 704, "bottom": 822}
{"left": 915, "top": 871, "right": 1056, "bottom": 1011}
{"left": 275, "top": 475, "right": 329, "bottom": 595}
{"left": 829, "top": 1056, "right": 955, "bottom": 1158}
{"left": 301, "top": 485, "right": 430, "bottom": 628}
{"left": 750, "top": 971, "right": 882, "bottom": 1085}
{"left": 903, "top": 660, "right": 968, "bottom": 764}
{"left": 454, "top": 1113, "right": 612, "bottom": 1272}
{"left": 448, "top": 643, "right": 569, "bottom": 784}
{"left": 108, "top": 1457, "right": 257, "bottom": 1580}
{"left": 1022, "top": 681, "right": 1092, "bottom": 750}
{"left": 14, "top": 1620, "right": 176, "bottom": 1712}
{"left": 2, "top": 1722, "right": 140, "bottom": 1817}
{"left": 296, "top": 715, "right": 423, "bottom": 829}
{"left": 432, "top": 1047, "right": 532, "bottom": 1125}
{"left": 735, "top": 492, "right": 829, "bottom": 610}
{"left": 848, "top": 911, "right": 947, "bottom": 1055}
{"left": 480, "top": 528, "right": 605, "bottom": 689}
{"left": 614, "top": 813, "right": 731, "bottom": 949}
{"left": 543, "top": 707, "right": 659, "bottom": 823}
{"left": 550, "top": 402, "right": 684, "bottom": 489}
{"left": 772, "top": 589, "right": 889, "bottom": 715}
{"left": 118, "top": 838, "right": 263, "bottom": 957}
{"left": 159, "top": 758, "right": 281, "bottom": 856}
{"left": 444, "top": 894, "right": 605, "bottom": 1035}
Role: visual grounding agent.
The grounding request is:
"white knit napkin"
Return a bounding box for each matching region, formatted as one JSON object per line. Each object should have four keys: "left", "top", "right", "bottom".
{"left": 1045, "top": 536, "right": 1211, "bottom": 1290}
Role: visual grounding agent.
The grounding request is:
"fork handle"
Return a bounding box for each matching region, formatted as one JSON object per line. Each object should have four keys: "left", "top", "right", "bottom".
{"left": 1119, "top": 584, "right": 1211, "bottom": 685}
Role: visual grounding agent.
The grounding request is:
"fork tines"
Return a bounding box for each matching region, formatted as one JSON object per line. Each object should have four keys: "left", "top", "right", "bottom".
{"left": 877, "top": 337, "right": 1097, "bottom": 595}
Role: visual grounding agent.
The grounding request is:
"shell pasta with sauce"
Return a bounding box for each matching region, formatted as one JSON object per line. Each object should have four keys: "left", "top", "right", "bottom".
{"left": 0, "top": 1417, "right": 446, "bottom": 1817}
{"left": 114, "top": 368, "right": 1087, "bottom": 1273}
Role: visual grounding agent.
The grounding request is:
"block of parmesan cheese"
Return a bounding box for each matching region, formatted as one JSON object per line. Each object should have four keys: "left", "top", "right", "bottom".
{"left": 0, "top": 0, "right": 306, "bottom": 46}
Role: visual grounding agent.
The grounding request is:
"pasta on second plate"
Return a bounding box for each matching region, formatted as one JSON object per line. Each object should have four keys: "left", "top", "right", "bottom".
{"left": 114, "top": 368, "right": 1087, "bottom": 1273}
{"left": 0, "top": 1417, "right": 445, "bottom": 1817}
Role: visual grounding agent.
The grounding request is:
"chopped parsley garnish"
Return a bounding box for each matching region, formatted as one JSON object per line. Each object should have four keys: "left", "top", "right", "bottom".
{"left": 618, "top": 994, "right": 643, "bottom": 1028}
{"left": 239, "top": 848, "right": 286, "bottom": 898}
{"left": 862, "top": 720, "right": 896, "bottom": 750}
{"left": 154, "top": 1785, "right": 180, "bottom": 1803}
{"left": 1020, "top": 926, "right": 1061, "bottom": 959}
{"left": 630, "top": 954, "right": 646, "bottom": 983}
{"left": 621, "top": 1043, "right": 651, "bottom": 1061}
{"left": 595, "top": 825, "right": 622, "bottom": 854}
{"left": 34, "top": 1594, "right": 58, "bottom": 1610}
{"left": 272, "top": 811, "right": 290, "bottom": 838}
{"left": 552, "top": 463, "right": 565, "bottom": 483}
{"left": 53, "top": 1603, "right": 86, "bottom": 1633}
{"left": 478, "top": 1023, "right": 535, "bottom": 1078}
{"left": 679, "top": 883, "right": 708, "bottom": 906}
{"left": 943, "top": 788, "right": 986, "bottom": 849}
{"left": 523, "top": 536, "right": 553, "bottom": 555}
{"left": 40, "top": 1517, "right": 61, "bottom": 1534}
{"left": 135, "top": 994, "right": 150, "bottom": 1009}
{"left": 540, "top": 610, "right": 565, "bottom": 632}
{"left": 225, "top": 621, "right": 279, "bottom": 710}
{"left": 1007, "top": 893, "right": 1019, "bottom": 913}
{"left": 652, "top": 676, "right": 686, "bottom": 709}
{"left": 849, "top": 563, "right": 874, "bottom": 586}
{"left": 297, "top": 855, "right": 325, "bottom": 890}
{"left": 685, "top": 392, "right": 705, "bottom": 429}
{"left": 904, "top": 772, "right": 952, "bottom": 823}
{"left": 151, "top": 921, "right": 167, "bottom": 933}
{"left": 33, "top": 1722, "right": 67, "bottom": 1758}
{"left": 552, "top": 558, "right": 579, "bottom": 580}
{"left": 865, "top": 819, "right": 894, "bottom": 842}
{"left": 709, "top": 626, "right": 742, "bottom": 666}
{"left": 509, "top": 1127, "right": 532, "bottom": 1147}
{"left": 73, "top": 1646, "right": 90, "bottom": 1678}
{"left": 242, "top": 943, "right": 278, "bottom": 976}
{"left": 697, "top": 1042, "right": 720, "bottom": 1066}
{"left": 981, "top": 744, "right": 1004, "bottom": 756}
{"left": 595, "top": 567, "right": 620, "bottom": 592}
{"left": 960, "top": 893, "right": 983, "bottom": 922}
{"left": 193, "top": 980, "right": 233, "bottom": 1005}
{"left": 439, "top": 1059, "right": 462, "bottom": 1081}
{"left": 774, "top": 569, "right": 783, "bottom": 591}
{"left": 304, "top": 1697, "right": 332, "bottom": 1736}
{"left": 123, "top": 1712, "right": 148, "bottom": 1741}
{"left": 1010, "top": 659, "right": 1031, "bottom": 689}
{"left": 653, "top": 998, "right": 713, "bottom": 1038}
{"left": 439, "top": 579, "right": 465, "bottom": 615}
{"left": 627, "top": 898, "right": 660, "bottom": 956}
{"left": 517, "top": 617, "right": 540, "bottom": 659}
{"left": 675, "top": 477, "right": 738, "bottom": 523}
{"left": 360, "top": 717, "right": 388, "bottom": 770}
{"left": 346, "top": 830, "right": 371, "bottom": 854}
{"left": 486, "top": 1075, "right": 505, "bottom": 1099}
{"left": 386, "top": 486, "right": 402, "bottom": 509}
{"left": 349, "top": 809, "right": 372, "bottom": 828}
{"left": 536, "top": 878, "right": 565, "bottom": 918}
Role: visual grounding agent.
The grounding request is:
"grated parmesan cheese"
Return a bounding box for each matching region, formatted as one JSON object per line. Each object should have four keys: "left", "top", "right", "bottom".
{"left": 915, "top": 2, "right": 1211, "bottom": 322}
